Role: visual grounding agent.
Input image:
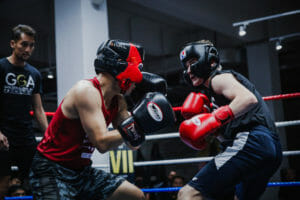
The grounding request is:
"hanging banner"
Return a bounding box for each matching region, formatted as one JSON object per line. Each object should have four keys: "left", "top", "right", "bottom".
{"left": 109, "top": 144, "right": 134, "bottom": 175}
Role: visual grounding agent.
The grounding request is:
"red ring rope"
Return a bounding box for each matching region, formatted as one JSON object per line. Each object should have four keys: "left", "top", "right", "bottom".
{"left": 172, "top": 92, "right": 300, "bottom": 112}
{"left": 30, "top": 92, "right": 300, "bottom": 116}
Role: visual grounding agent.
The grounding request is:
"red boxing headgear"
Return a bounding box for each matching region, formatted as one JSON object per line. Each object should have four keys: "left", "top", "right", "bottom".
{"left": 116, "top": 44, "right": 143, "bottom": 92}
{"left": 94, "top": 39, "right": 144, "bottom": 93}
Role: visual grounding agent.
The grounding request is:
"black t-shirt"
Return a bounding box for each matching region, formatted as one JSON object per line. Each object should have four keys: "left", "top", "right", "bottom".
{"left": 0, "top": 57, "right": 42, "bottom": 146}
{"left": 204, "top": 69, "right": 277, "bottom": 140}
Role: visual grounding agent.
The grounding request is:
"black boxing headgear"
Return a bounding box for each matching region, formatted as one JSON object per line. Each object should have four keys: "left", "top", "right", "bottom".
{"left": 94, "top": 39, "right": 145, "bottom": 93}
{"left": 179, "top": 42, "right": 219, "bottom": 84}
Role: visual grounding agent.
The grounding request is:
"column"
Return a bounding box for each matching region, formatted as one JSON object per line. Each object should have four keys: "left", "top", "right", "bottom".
{"left": 246, "top": 42, "right": 287, "bottom": 200}
{"left": 54, "top": 0, "right": 110, "bottom": 171}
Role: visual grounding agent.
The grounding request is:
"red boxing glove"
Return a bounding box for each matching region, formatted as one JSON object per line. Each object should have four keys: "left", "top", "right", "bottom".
{"left": 181, "top": 92, "right": 211, "bottom": 119}
{"left": 179, "top": 105, "right": 234, "bottom": 150}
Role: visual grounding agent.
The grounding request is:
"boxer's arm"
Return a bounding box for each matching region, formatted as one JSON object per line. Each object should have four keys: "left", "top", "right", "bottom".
{"left": 112, "top": 95, "right": 130, "bottom": 128}
{"left": 0, "top": 131, "right": 9, "bottom": 151}
{"left": 112, "top": 95, "right": 141, "bottom": 150}
{"left": 74, "top": 84, "right": 123, "bottom": 153}
{"left": 211, "top": 73, "right": 258, "bottom": 118}
{"left": 32, "top": 93, "right": 48, "bottom": 133}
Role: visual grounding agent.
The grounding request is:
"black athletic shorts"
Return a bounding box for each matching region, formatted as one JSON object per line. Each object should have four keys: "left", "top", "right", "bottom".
{"left": 188, "top": 125, "right": 282, "bottom": 200}
{"left": 29, "top": 152, "right": 125, "bottom": 200}
{"left": 0, "top": 144, "right": 36, "bottom": 180}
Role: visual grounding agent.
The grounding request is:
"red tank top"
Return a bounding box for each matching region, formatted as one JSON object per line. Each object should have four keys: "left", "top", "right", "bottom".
{"left": 37, "top": 77, "right": 118, "bottom": 170}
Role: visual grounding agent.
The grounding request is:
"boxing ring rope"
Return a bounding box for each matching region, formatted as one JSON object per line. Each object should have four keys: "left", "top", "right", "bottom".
{"left": 172, "top": 92, "right": 300, "bottom": 112}
{"left": 35, "top": 119, "right": 300, "bottom": 143}
{"left": 34, "top": 118, "right": 300, "bottom": 168}
{"left": 89, "top": 111, "right": 300, "bottom": 168}
{"left": 144, "top": 120, "right": 300, "bottom": 141}
{"left": 33, "top": 91, "right": 300, "bottom": 143}
{"left": 4, "top": 181, "right": 300, "bottom": 200}
{"left": 141, "top": 182, "right": 300, "bottom": 193}
{"left": 4, "top": 180, "right": 300, "bottom": 200}
{"left": 5, "top": 183, "right": 300, "bottom": 200}
{"left": 4, "top": 197, "right": 33, "bottom": 200}
{"left": 30, "top": 92, "right": 300, "bottom": 116}
{"left": 90, "top": 150, "right": 300, "bottom": 168}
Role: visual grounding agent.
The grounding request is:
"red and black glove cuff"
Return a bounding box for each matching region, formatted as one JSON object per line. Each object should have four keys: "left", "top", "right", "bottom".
{"left": 118, "top": 117, "right": 145, "bottom": 147}
{"left": 213, "top": 105, "right": 234, "bottom": 125}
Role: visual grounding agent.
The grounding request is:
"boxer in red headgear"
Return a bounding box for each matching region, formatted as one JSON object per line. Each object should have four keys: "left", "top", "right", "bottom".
{"left": 94, "top": 39, "right": 144, "bottom": 94}
{"left": 29, "top": 39, "right": 175, "bottom": 200}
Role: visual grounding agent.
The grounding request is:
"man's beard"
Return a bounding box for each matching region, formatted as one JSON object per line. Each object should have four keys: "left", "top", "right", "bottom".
{"left": 17, "top": 53, "right": 30, "bottom": 62}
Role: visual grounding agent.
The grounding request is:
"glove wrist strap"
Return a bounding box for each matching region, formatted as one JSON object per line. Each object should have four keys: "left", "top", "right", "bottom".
{"left": 213, "top": 105, "right": 234, "bottom": 125}
{"left": 118, "top": 117, "right": 145, "bottom": 147}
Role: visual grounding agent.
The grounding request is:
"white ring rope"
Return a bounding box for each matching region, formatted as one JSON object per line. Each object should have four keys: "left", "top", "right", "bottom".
{"left": 12, "top": 150, "right": 300, "bottom": 170}
{"left": 145, "top": 120, "right": 300, "bottom": 141}
{"left": 275, "top": 120, "right": 300, "bottom": 127}
{"left": 35, "top": 120, "right": 300, "bottom": 142}
{"left": 92, "top": 150, "right": 300, "bottom": 168}
{"left": 146, "top": 132, "right": 179, "bottom": 140}
{"left": 33, "top": 119, "right": 300, "bottom": 169}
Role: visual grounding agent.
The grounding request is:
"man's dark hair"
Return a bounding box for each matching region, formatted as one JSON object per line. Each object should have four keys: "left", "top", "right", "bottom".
{"left": 11, "top": 24, "right": 36, "bottom": 41}
{"left": 193, "top": 39, "right": 214, "bottom": 46}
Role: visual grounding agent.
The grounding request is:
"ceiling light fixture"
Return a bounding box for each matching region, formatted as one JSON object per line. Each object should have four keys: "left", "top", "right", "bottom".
{"left": 238, "top": 25, "right": 247, "bottom": 37}
{"left": 275, "top": 40, "right": 282, "bottom": 51}
{"left": 47, "top": 71, "right": 54, "bottom": 79}
{"left": 232, "top": 10, "right": 300, "bottom": 37}
{"left": 270, "top": 32, "right": 300, "bottom": 51}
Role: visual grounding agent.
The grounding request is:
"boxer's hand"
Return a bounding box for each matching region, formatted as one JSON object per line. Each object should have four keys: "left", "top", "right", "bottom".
{"left": 181, "top": 92, "right": 211, "bottom": 119}
{"left": 131, "top": 92, "right": 176, "bottom": 134}
{"left": 118, "top": 117, "right": 145, "bottom": 147}
{"left": 0, "top": 132, "right": 9, "bottom": 151}
{"left": 179, "top": 105, "right": 234, "bottom": 150}
{"left": 119, "top": 92, "right": 176, "bottom": 146}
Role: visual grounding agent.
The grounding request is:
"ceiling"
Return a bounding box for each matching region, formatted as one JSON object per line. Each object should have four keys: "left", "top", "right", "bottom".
{"left": 0, "top": 0, "right": 299, "bottom": 46}
{"left": 117, "top": 0, "right": 300, "bottom": 43}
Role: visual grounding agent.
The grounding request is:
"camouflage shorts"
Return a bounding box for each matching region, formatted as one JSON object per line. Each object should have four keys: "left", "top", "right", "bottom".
{"left": 29, "top": 153, "right": 125, "bottom": 200}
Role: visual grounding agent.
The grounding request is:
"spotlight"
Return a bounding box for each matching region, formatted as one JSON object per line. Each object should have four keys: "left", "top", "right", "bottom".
{"left": 275, "top": 40, "right": 282, "bottom": 51}
{"left": 47, "top": 70, "right": 54, "bottom": 79}
{"left": 239, "top": 25, "right": 247, "bottom": 37}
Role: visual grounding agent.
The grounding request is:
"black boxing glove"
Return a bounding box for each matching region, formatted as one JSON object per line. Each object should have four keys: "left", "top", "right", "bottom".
{"left": 127, "top": 72, "right": 167, "bottom": 110}
{"left": 136, "top": 72, "right": 167, "bottom": 95}
{"left": 131, "top": 92, "right": 176, "bottom": 133}
{"left": 119, "top": 92, "right": 175, "bottom": 146}
{"left": 118, "top": 117, "right": 145, "bottom": 147}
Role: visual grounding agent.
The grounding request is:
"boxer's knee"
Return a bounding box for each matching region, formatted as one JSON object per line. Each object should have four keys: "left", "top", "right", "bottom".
{"left": 178, "top": 185, "right": 203, "bottom": 200}
{"left": 108, "top": 180, "right": 145, "bottom": 200}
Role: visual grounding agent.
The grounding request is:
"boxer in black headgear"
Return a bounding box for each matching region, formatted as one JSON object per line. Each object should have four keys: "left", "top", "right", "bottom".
{"left": 179, "top": 40, "right": 219, "bottom": 86}
{"left": 176, "top": 40, "right": 282, "bottom": 200}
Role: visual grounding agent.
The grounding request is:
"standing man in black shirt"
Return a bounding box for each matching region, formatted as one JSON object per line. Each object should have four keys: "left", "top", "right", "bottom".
{"left": 0, "top": 24, "right": 48, "bottom": 198}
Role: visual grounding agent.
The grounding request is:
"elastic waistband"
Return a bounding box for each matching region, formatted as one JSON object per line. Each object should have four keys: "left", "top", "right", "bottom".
{"left": 251, "top": 125, "right": 279, "bottom": 140}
